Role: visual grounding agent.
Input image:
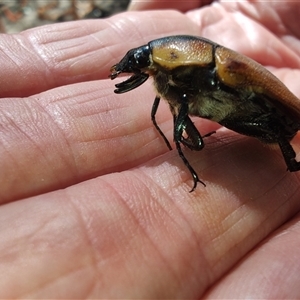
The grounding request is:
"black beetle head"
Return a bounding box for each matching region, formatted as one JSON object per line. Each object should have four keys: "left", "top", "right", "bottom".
{"left": 110, "top": 45, "right": 151, "bottom": 93}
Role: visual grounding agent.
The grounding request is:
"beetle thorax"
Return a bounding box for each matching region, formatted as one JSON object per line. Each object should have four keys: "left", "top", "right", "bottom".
{"left": 152, "top": 66, "right": 237, "bottom": 122}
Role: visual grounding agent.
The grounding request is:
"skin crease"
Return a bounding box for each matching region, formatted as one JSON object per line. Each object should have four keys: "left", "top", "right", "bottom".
{"left": 0, "top": 0, "right": 300, "bottom": 298}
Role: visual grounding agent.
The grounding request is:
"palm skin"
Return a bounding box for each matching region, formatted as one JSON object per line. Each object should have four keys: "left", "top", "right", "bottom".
{"left": 0, "top": 1, "right": 300, "bottom": 298}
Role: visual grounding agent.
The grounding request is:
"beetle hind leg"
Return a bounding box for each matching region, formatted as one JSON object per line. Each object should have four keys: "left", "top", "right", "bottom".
{"left": 221, "top": 115, "right": 300, "bottom": 172}
{"left": 278, "top": 138, "right": 300, "bottom": 172}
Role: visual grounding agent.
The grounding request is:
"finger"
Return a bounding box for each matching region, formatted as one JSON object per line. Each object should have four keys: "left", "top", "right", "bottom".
{"left": 204, "top": 214, "right": 300, "bottom": 298}
{"left": 186, "top": 2, "right": 300, "bottom": 68}
{"left": 2, "top": 5, "right": 299, "bottom": 99}
{"left": 0, "top": 76, "right": 221, "bottom": 204}
{"left": 0, "top": 10, "right": 198, "bottom": 98}
{"left": 219, "top": 1, "right": 300, "bottom": 47}
{"left": 0, "top": 79, "right": 161, "bottom": 202}
{"left": 2, "top": 8, "right": 300, "bottom": 203}
{"left": 128, "top": 0, "right": 213, "bottom": 12}
{"left": 0, "top": 20, "right": 113, "bottom": 97}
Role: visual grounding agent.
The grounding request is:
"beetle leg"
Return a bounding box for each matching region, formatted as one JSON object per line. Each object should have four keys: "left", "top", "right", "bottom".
{"left": 175, "top": 111, "right": 215, "bottom": 150}
{"left": 174, "top": 94, "right": 205, "bottom": 191}
{"left": 151, "top": 96, "right": 172, "bottom": 150}
{"left": 220, "top": 116, "right": 300, "bottom": 172}
{"left": 278, "top": 138, "right": 300, "bottom": 172}
{"left": 180, "top": 116, "right": 204, "bottom": 150}
{"left": 202, "top": 131, "right": 216, "bottom": 138}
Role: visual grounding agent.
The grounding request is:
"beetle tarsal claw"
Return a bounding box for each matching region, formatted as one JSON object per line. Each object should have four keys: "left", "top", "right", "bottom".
{"left": 109, "top": 35, "right": 300, "bottom": 192}
{"left": 190, "top": 176, "right": 206, "bottom": 193}
{"left": 109, "top": 66, "right": 121, "bottom": 80}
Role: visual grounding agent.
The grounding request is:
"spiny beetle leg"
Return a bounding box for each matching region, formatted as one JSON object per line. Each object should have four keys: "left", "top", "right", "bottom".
{"left": 202, "top": 131, "right": 216, "bottom": 138}
{"left": 180, "top": 116, "right": 205, "bottom": 151}
{"left": 174, "top": 95, "right": 205, "bottom": 191}
{"left": 151, "top": 96, "right": 172, "bottom": 150}
{"left": 278, "top": 138, "right": 300, "bottom": 172}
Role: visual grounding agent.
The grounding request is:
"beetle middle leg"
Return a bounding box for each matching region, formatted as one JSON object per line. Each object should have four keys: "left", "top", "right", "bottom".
{"left": 173, "top": 94, "right": 206, "bottom": 191}
{"left": 151, "top": 94, "right": 210, "bottom": 191}
{"left": 278, "top": 138, "right": 300, "bottom": 172}
{"left": 183, "top": 118, "right": 216, "bottom": 149}
{"left": 151, "top": 95, "right": 214, "bottom": 151}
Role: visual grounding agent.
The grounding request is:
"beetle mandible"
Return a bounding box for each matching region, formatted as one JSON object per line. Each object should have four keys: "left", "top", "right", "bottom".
{"left": 110, "top": 35, "right": 300, "bottom": 192}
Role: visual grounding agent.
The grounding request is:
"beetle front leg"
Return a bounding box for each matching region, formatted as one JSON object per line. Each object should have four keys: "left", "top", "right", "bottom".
{"left": 181, "top": 116, "right": 205, "bottom": 150}
{"left": 174, "top": 95, "right": 205, "bottom": 191}
{"left": 151, "top": 96, "right": 172, "bottom": 150}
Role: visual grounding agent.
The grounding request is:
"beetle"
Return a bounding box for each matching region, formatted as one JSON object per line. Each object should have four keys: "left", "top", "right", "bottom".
{"left": 109, "top": 35, "right": 300, "bottom": 192}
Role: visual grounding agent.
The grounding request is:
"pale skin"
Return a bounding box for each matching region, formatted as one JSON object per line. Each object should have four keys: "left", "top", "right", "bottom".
{"left": 1, "top": 0, "right": 300, "bottom": 298}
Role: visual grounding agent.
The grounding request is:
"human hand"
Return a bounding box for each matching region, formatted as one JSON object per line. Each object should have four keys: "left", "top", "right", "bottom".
{"left": 1, "top": 1, "right": 300, "bottom": 298}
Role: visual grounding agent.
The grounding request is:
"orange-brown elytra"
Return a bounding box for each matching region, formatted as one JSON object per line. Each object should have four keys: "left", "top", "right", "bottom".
{"left": 109, "top": 35, "right": 300, "bottom": 192}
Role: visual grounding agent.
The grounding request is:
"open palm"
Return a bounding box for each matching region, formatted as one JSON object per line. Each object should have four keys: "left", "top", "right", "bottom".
{"left": 1, "top": 1, "right": 300, "bottom": 298}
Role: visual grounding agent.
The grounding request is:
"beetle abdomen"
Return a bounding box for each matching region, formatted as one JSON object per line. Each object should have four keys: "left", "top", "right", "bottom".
{"left": 215, "top": 46, "right": 300, "bottom": 120}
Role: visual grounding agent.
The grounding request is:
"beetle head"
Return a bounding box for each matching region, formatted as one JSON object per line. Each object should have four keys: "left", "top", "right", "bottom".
{"left": 110, "top": 45, "right": 151, "bottom": 93}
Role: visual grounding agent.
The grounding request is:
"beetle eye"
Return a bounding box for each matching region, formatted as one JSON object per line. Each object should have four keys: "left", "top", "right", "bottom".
{"left": 133, "top": 46, "right": 150, "bottom": 69}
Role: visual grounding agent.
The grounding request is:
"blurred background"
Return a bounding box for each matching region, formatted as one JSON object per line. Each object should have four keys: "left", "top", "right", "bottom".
{"left": 0, "top": 0, "right": 130, "bottom": 33}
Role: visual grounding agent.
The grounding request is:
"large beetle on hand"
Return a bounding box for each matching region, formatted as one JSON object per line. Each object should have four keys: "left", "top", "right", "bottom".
{"left": 110, "top": 35, "right": 300, "bottom": 192}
